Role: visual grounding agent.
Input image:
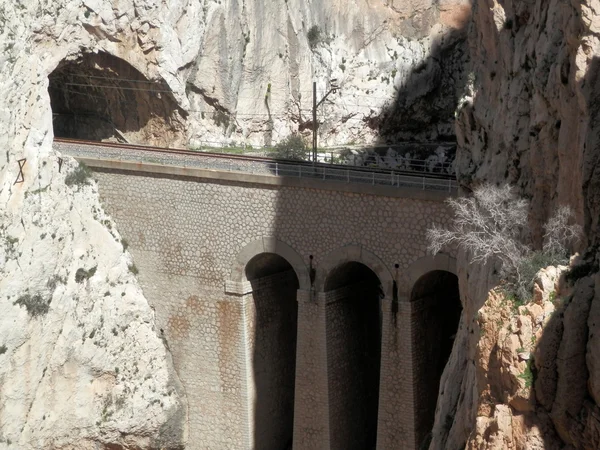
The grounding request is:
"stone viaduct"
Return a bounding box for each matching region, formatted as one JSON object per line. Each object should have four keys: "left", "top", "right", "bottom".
{"left": 56, "top": 141, "right": 462, "bottom": 450}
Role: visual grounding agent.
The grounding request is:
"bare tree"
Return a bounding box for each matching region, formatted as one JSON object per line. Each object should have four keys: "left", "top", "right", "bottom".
{"left": 427, "top": 184, "right": 529, "bottom": 283}
{"left": 542, "top": 206, "right": 582, "bottom": 260}
{"left": 428, "top": 184, "right": 582, "bottom": 300}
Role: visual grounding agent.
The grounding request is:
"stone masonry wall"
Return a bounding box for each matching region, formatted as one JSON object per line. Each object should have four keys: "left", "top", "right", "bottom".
{"left": 411, "top": 295, "right": 444, "bottom": 447}
{"left": 377, "top": 298, "right": 417, "bottom": 449}
{"left": 412, "top": 275, "right": 462, "bottom": 448}
{"left": 325, "top": 284, "right": 380, "bottom": 450}
{"left": 91, "top": 167, "right": 453, "bottom": 448}
{"left": 293, "top": 291, "right": 330, "bottom": 450}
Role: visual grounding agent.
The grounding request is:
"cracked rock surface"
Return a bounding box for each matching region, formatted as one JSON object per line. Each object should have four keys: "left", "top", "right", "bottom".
{"left": 0, "top": 2, "right": 188, "bottom": 449}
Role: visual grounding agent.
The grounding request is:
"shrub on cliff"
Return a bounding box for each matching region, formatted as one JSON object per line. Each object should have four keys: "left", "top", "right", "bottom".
{"left": 65, "top": 162, "right": 92, "bottom": 187}
{"left": 13, "top": 293, "right": 50, "bottom": 317}
{"left": 427, "top": 184, "right": 581, "bottom": 301}
{"left": 271, "top": 134, "right": 308, "bottom": 161}
{"left": 307, "top": 25, "right": 321, "bottom": 50}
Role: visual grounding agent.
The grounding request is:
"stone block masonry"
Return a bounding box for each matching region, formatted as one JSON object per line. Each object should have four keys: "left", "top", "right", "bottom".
{"left": 90, "top": 164, "right": 456, "bottom": 449}
{"left": 245, "top": 270, "right": 298, "bottom": 449}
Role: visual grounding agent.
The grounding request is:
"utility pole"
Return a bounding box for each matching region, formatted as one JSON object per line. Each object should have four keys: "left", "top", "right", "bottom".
{"left": 312, "top": 82, "right": 317, "bottom": 164}
{"left": 312, "top": 79, "right": 339, "bottom": 165}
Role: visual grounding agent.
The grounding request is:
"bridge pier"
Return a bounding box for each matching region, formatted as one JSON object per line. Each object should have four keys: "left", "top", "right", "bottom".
{"left": 236, "top": 264, "right": 299, "bottom": 450}
{"left": 377, "top": 296, "right": 418, "bottom": 450}
{"left": 293, "top": 289, "right": 331, "bottom": 450}
{"left": 293, "top": 294, "right": 425, "bottom": 450}
{"left": 324, "top": 285, "right": 381, "bottom": 450}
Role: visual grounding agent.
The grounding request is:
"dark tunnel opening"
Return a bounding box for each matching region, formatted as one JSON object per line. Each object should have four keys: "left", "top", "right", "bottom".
{"left": 411, "top": 270, "right": 462, "bottom": 448}
{"left": 324, "top": 261, "right": 383, "bottom": 450}
{"left": 48, "top": 51, "right": 185, "bottom": 147}
{"left": 245, "top": 253, "right": 299, "bottom": 450}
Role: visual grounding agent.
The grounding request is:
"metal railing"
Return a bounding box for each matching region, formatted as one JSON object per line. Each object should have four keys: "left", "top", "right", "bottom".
{"left": 189, "top": 144, "right": 455, "bottom": 173}
{"left": 54, "top": 140, "right": 458, "bottom": 193}
{"left": 269, "top": 162, "right": 457, "bottom": 191}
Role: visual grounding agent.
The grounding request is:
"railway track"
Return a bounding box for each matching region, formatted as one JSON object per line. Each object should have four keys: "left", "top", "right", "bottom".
{"left": 54, "top": 137, "right": 456, "bottom": 181}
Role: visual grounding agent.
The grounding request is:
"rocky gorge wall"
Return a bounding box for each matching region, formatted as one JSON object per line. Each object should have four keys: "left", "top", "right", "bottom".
{"left": 5, "top": 0, "right": 600, "bottom": 449}
{"left": 3, "top": 0, "right": 472, "bottom": 149}
{"left": 0, "top": 1, "right": 468, "bottom": 448}
{"left": 430, "top": 0, "right": 600, "bottom": 449}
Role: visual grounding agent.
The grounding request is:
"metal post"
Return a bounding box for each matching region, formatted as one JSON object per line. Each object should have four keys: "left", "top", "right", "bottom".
{"left": 422, "top": 177, "right": 425, "bottom": 190}
{"left": 312, "top": 81, "right": 317, "bottom": 165}
{"left": 276, "top": 162, "right": 278, "bottom": 176}
{"left": 372, "top": 172, "right": 375, "bottom": 185}
{"left": 347, "top": 169, "right": 349, "bottom": 183}
{"left": 299, "top": 165, "right": 302, "bottom": 178}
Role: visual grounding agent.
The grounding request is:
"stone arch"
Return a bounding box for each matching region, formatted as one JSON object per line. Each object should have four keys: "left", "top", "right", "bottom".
{"left": 317, "top": 245, "right": 389, "bottom": 449}
{"left": 406, "top": 254, "right": 461, "bottom": 448}
{"left": 229, "top": 237, "right": 310, "bottom": 291}
{"left": 315, "top": 244, "right": 393, "bottom": 298}
{"left": 406, "top": 253, "right": 456, "bottom": 299}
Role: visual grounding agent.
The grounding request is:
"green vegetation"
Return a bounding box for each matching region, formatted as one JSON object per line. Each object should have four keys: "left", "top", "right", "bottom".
{"left": 47, "top": 275, "right": 66, "bottom": 292}
{"left": 75, "top": 266, "right": 97, "bottom": 283}
{"left": 4, "top": 235, "right": 18, "bottom": 255}
{"left": 518, "top": 359, "right": 534, "bottom": 389}
{"left": 307, "top": 25, "right": 322, "bottom": 50}
{"left": 271, "top": 134, "right": 309, "bottom": 161}
{"left": 25, "top": 185, "right": 49, "bottom": 197}
{"left": 128, "top": 263, "right": 139, "bottom": 275}
{"left": 503, "top": 291, "right": 525, "bottom": 313}
{"left": 14, "top": 293, "right": 50, "bottom": 317}
{"left": 65, "top": 163, "right": 92, "bottom": 187}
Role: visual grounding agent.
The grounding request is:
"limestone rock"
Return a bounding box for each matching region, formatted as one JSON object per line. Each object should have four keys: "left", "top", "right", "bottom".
{"left": 0, "top": 156, "right": 188, "bottom": 449}
{"left": 430, "top": 262, "right": 575, "bottom": 449}
{"left": 550, "top": 276, "right": 594, "bottom": 444}
{"left": 2, "top": 0, "right": 470, "bottom": 150}
{"left": 431, "top": 0, "right": 600, "bottom": 447}
{"left": 431, "top": 253, "right": 600, "bottom": 450}
{"left": 587, "top": 273, "right": 600, "bottom": 406}
{"left": 0, "top": 0, "right": 469, "bottom": 448}
{"left": 0, "top": 3, "right": 189, "bottom": 447}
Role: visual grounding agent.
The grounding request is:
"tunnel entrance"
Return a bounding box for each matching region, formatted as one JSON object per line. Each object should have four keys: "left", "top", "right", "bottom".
{"left": 48, "top": 52, "right": 185, "bottom": 147}
{"left": 245, "top": 253, "right": 299, "bottom": 450}
{"left": 411, "top": 270, "right": 461, "bottom": 447}
{"left": 324, "top": 262, "right": 382, "bottom": 450}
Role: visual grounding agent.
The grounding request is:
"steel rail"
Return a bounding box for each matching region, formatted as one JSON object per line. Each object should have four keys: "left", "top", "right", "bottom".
{"left": 53, "top": 138, "right": 456, "bottom": 181}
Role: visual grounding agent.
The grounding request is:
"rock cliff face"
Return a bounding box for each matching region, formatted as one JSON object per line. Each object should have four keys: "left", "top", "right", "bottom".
{"left": 3, "top": 0, "right": 471, "bottom": 149}
{"left": 0, "top": 1, "right": 469, "bottom": 449}
{"left": 454, "top": 0, "right": 600, "bottom": 246}
{"left": 431, "top": 0, "right": 600, "bottom": 448}
{"left": 4, "top": 0, "right": 600, "bottom": 448}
